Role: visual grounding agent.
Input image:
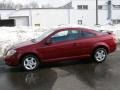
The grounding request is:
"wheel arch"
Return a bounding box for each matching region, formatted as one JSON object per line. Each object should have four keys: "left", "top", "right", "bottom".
{"left": 19, "top": 52, "right": 42, "bottom": 65}
{"left": 92, "top": 45, "right": 109, "bottom": 55}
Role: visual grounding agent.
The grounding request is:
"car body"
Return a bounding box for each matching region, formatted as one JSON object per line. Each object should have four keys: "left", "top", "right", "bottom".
{"left": 4, "top": 26, "right": 117, "bottom": 71}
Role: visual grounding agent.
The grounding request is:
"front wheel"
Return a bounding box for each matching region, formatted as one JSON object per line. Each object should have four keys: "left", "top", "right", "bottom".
{"left": 22, "top": 55, "right": 39, "bottom": 71}
{"left": 93, "top": 48, "right": 107, "bottom": 63}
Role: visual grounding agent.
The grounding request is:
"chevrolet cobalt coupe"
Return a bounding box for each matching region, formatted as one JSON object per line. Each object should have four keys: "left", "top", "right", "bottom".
{"left": 4, "top": 26, "right": 116, "bottom": 71}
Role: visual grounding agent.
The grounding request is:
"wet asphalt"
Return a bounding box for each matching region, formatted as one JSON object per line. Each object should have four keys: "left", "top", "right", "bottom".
{"left": 0, "top": 44, "right": 120, "bottom": 90}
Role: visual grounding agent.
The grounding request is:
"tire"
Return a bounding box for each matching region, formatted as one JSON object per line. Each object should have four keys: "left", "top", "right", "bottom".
{"left": 22, "top": 55, "right": 39, "bottom": 71}
{"left": 93, "top": 48, "right": 107, "bottom": 63}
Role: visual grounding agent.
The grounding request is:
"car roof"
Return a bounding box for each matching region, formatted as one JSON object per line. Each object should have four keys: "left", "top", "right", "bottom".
{"left": 50, "top": 24, "right": 94, "bottom": 31}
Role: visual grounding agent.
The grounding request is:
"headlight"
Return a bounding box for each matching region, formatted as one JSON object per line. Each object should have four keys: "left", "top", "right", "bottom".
{"left": 6, "top": 49, "right": 16, "bottom": 56}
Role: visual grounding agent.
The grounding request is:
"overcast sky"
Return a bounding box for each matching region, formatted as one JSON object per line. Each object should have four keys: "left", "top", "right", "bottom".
{"left": 0, "top": 0, "right": 71, "bottom": 7}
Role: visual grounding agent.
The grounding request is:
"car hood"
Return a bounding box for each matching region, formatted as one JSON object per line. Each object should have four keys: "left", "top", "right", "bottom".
{"left": 11, "top": 40, "right": 35, "bottom": 50}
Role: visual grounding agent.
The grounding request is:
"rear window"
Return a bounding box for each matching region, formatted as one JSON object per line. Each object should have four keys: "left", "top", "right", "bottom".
{"left": 81, "top": 31, "right": 96, "bottom": 38}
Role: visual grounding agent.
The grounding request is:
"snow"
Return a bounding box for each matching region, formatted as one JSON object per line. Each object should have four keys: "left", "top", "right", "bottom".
{"left": 0, "top": 26, "right": 45, "bottom": 56}
{"left": 0, "top": 25, "right": 120, "bottom": 57}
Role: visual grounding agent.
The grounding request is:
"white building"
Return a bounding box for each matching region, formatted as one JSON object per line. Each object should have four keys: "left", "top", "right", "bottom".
{"left": 72, "top": 0, "right": 120, "bottom": 25}
{"left": 0, "top": 0, "right": 120, "bottom": 27}
{"left": 0, "top": 9, "right": 70, "bottom": 27}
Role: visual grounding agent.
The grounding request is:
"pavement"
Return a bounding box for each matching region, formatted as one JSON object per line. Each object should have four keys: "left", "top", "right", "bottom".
{"left": 0, "top": 44, "right": 120, "bottom": 90}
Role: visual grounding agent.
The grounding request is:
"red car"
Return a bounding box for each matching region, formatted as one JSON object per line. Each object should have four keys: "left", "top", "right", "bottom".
{"left": 4, "top": 26, "right": 117, "bottom": 71}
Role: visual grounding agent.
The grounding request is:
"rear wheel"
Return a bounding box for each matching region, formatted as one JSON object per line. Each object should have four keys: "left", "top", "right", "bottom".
{"left": 93, "top": 48, "right": 107, "bottom": 63}
{"left": 22, "top": 55, "right": 39, "bottom": 71}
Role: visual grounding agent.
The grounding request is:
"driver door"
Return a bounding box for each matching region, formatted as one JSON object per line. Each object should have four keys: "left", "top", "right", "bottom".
{"left": 39, "top": 29, "right": 81, "bottom": 62}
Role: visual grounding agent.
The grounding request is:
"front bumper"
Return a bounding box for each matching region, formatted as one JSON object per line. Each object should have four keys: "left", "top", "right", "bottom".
{"left": 4, "top": 54, "right": 19, "bottom": 66}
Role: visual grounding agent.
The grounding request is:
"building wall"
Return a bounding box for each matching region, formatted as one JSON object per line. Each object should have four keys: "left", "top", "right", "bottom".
{"left": 31, "top": 9, "right": 69, "bottom": 27}
{"left": 0, "top": 0, "right": 120, "bottom": 27}
{"left": 72, "top": 0, "right": 120, "bottom": 25}
{"left": 72, "top": 0, "right": 96, "bottom": 10}
{"left": 0, "top": 9, "right": 69, "bottom": 27}
{"left": 0, "top": 10, "right": 14, "bottom": 19}
{"left": 72, "top": 0, "right": 106, "bottom": 25}
{"left": 70, "top": 10, "right": 95, "bottom": 25}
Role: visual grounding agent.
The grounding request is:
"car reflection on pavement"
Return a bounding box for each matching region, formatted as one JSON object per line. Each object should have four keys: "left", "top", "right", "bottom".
{"left": 4, "top": 60, "right": 112, "bottom": 90}
{"left": 5, "top": 69, "right": 57, "bottom": 90}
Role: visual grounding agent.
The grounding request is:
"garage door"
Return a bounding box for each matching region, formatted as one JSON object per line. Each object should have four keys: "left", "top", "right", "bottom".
{"left": 10, "top": 16, "right": 29, "bottom": 26}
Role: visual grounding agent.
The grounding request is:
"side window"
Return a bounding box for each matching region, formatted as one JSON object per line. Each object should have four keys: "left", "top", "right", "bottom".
{"left": 51, "top": 30, "right": 69, "bottom": 43}
{"left": 51, "top": 30, "right": 81, "bottom": 43}
{"left": 67, "top": 30, "right": 80, "bottom": 40}
{"left": 52, "top": 31, "right": 68, "bottom": 38}
{"left": 82, "top": 31, "right": 95, "bottom": 38}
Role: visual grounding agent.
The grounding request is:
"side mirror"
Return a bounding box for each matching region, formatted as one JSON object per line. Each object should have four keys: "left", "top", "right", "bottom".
{"left": 45, "top": 39, "right": 52, "bottom": 45}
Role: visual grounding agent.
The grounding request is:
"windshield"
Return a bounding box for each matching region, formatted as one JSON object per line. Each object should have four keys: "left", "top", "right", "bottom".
{"left": 32, "top": 29, "right": 55, "bottom": 42}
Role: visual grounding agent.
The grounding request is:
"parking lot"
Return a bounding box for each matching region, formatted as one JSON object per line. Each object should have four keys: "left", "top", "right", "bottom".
{"left": 0, "top": 44, "right": 119, "bottom": 90}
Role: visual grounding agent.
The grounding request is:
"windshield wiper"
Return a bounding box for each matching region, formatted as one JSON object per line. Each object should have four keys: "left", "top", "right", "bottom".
{"left": 31, "top": 39, "right": 36, "bottom": 43}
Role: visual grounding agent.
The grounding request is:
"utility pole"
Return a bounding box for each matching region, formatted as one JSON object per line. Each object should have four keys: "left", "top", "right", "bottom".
{"left": 29, "top": 7, "right": 32, "bottom": 26}
{"left": 68, "top": 0, "right": 72, "bottom": 24}
{"left": 96, "top": 0, "right": 98, "bottom": 25}
{"left": 107, "top": 0, "right": 112, "bottom": 24}
{"left": 29, "top": 0, "right": 33, "bottom": 26}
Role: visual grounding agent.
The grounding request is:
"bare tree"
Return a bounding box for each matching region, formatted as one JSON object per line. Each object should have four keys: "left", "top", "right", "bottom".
{"left": 24, "top": 4, "right": 29, "bottom": 8}
{"left": 0, "top": 0, "right": 39, "bottom": 9}
{"left": 6, "top": 1, "right": 15, "bottom": 9}
{"left": 15, "top": 4, "right": 23, "bottom": 9}
{"left": 29, "top": 1, "right": 39, "bottom": 8}
{"left": 42, "top": 4, "right": 53, "bottom": 8}
{"left": 0, "top": 1, "right": 15, "bottom": 9}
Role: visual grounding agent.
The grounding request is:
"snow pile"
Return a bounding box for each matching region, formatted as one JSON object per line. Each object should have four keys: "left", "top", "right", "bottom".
{"left": 0, "top": 26, "right": 45, "bottom": 56}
